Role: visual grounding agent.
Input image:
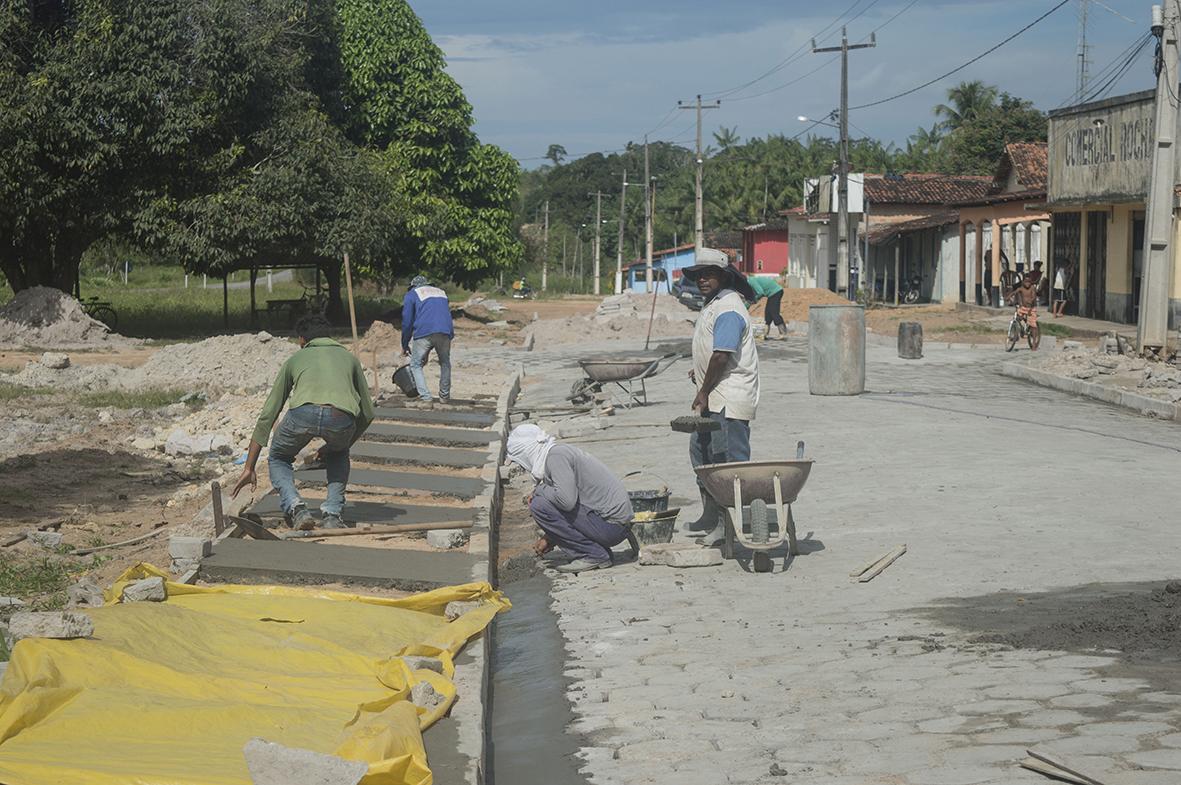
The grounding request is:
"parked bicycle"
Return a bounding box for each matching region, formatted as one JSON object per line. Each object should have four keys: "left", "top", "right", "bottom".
{"left": 81, "top": 297, "right": 118, "bottom": 331}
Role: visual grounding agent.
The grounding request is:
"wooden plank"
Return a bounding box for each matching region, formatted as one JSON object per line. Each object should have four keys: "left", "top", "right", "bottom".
{"left": 1025, "top": 750, "right": 1108, "bottom": 785}
{"left": 857, "top": 544, "right": 907, "bottom": 583}
{"left": 211, "top": 481, "right": 225, "bottom": 536}
{"left": 849, "top": 548, "right": 893, "bottom": 578}
{"left": 1020, "top": 757, "right": 1089, "bottom": 785}
{"left": 280, "top": 520, "right": 474, "bottom": 540}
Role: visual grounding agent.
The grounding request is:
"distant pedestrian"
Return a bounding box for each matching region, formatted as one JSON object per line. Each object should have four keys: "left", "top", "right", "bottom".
{"left": 232, "top": 315, "right": 374, "bottom": 530}
{"left": 401, "top": 275, "right": 454, "bottom": 403}
{"left": 1052, "top": 263, "right": 1071, "bottom": 317}
{"left": 747, "top": 274, "right": 787, "bottom": 340}
{"left": 506, "top": 423, "right": 633, "bottom": 574}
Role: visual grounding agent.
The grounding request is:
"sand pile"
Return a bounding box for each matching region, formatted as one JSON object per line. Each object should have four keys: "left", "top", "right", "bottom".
{"left": 0, "top": 286, "right": 135, "bottom": 349}
{"left": 749, "top": 287, "right": 848, "bottom": 322}
{"left": 525, "top": 294, "right": 695, "bottom": 349}
{"left": 123, "top": 332, "right": 296, "bottom": 392}
{"left": 356, "top": 320, "right": 400, "bottom": 355}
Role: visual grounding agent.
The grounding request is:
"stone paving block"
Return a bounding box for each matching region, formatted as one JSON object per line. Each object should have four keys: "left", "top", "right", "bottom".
{"left": 1139, "top": 691, "right": 1181, "bottom": 704}
{"left": 1016, "top": 708, "right": 1092, "bottom": 727}
{"left": 1068, "top": 676, "right": 1149, "bottom": 694}
{"left": 9, "top": 611, "right": 93, "bottom": 640}
{"left": 1079, "top": 719, "right": 1174, "bottom": 736}
{"left": 971, "top": 727, "right": 1064, "bottom": 745}
{"left": 940, "top": 744, "right": 1027, "bottom": 767}
{"left": 425, "top": 528, "right": 469, "bottom": 550}
{"left": 1127, "top": 749, "right": 1181, "bottom": 769}
{"left": 1157, "top": 732, "right": 1181, "bottom": 748}
{"left": 1040, "top": 734, "right": 1144, "bottom": 755}
{"left": 984, "top": 683, "right": 1071, "bottom": 700}
{"left": 1048, "top": 693, "right": 1115, "bottom": 709}
{"left": 121, "top": 576, "right": 166, "bottom": 603}
{"left": 242, "top": 738, "right": 366, "bottom": 785}
{"left": 638, "top": 543, "right": 723, "bottom": 568}
{"left": 958, "top": 699, "right": 1042, "bottom": 716}
{"left": 907, "top": 764, "right": 1004, "bottom": 785}
{"left": 168, "top": 536, "right": 212, "bottom": 560}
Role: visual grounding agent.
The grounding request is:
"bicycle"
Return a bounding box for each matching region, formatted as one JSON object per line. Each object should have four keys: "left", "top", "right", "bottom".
{"left": 81, "top": 297, "right": 118, "bottom": 331}
{"left": 1005, "top": 307, "right": 1039, "bottom": 352}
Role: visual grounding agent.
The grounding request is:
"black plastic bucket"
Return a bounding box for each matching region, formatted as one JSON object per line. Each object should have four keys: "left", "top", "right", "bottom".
{"left": 392, "top": 365, "right": 418, "bottom": 396}
{"left": 628, "top": 489, "right": 671, "bottom": 514}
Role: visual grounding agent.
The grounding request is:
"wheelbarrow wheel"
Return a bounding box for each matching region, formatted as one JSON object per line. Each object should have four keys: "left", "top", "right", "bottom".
{"left": 750, "top": 499, "right": 772, "bottom": 573}
{"left": 569, "top": 378, "right": 595, "bottom": 404}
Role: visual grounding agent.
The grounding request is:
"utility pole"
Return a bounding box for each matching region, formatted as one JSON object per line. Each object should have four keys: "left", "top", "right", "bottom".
{"left": 644, "top": 138, "right": 653, "bottom": 287}
{"left": 1077, "top": 0, "right": 1091, "bottom": 100}
{"left": 813, "top": 26, "right": 875, "bottom": 299}
{"left": 649, "top": 176, "right": 658, "bottom": 291}
{"left": 541, "top": 200, "right": 550, "bottom": 292}
{"left": 588, "top": 190, "right": 603, "bottom": 295}
{"left": 1139, "top": 2, "right": 1178, "bottom": 352}
{"left": 615, "top": 169, "right": 629, "bottom": 295}
{"left": 678, "top": 94, "right": 720, "bottom": 255}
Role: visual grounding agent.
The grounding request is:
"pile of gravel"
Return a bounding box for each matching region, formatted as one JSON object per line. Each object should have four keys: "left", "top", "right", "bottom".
{"left": 0, "top": 287, "right": 135, "bottom": 349}
{"left": 123, "top": 332, "right": 297, "bottom": 392}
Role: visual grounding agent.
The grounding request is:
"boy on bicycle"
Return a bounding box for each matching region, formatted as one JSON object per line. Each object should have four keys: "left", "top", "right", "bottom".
{"left": 1005, "top": 273, "right": 1040, "bottom": 350}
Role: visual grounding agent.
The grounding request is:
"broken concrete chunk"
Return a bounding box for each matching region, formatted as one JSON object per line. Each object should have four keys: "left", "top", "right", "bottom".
{"left": 121, "top": 576, "right": 166, "bottom": 603}
{"left": 425, "top": 529, "right": 468, "bottom": 550}
{"left": 402, "top": 655, "right": 444, "bottom": 674}
{"left": 444, "top": 600, "right": 482, "bottom": 621}
{"left": 9, "top": 611, "right": 94, "bottom": 640}
{"left": 25, "top": 530, "right": 63, "bottom": 550}
{"left": 639, "top": 543, "right": 724, "bottom": 568}
{"left": 40, "top": 352, "right": 70, "bottom": 370}
{"left": 242, "top": 738, "right": 366, "bottom": 785}
{"left": 410, "top": 680, "right": 445, "bottom": 710}
{"left": 66, "top": 577, "right": 105, "bottom": 608}
{"left": 0, "top": 597, "right": 24, "bottom": 608}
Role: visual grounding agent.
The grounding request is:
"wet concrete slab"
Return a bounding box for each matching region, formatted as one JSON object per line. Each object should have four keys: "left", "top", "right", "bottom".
{"left": 374, "top": 407, "right": 497, "bottom": 428}
{"left": 248, "top": 495, "right": 476, "bottom": 525}
{"left": 367, "top": 422, "right": 497, "bottom": 447}
{"left": 351, "top": 441, "right": 489, "bottom": 469}
{"left": 201, "top": 538, "right": 478, "bottom": 591}
{"left": 295, "top": 467, "right": 487, "bottom": 499}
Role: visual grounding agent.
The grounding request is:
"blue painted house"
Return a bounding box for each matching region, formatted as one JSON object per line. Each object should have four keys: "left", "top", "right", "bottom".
{"left": 625, "top": 244, "right": 699, "bottom": 293}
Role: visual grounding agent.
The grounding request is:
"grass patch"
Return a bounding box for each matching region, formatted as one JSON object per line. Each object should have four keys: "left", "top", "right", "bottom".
{"left": 0, "top": 554, "right": 73, "bottom": 599}
{"left": 0, "top": 382, "right": 52, "bottom": 401}
{"left": 75, "top": 388, "right": 198, "bottom": 409}
{"left": 1039, "top": 323, "right": 1073, "bottom": 338}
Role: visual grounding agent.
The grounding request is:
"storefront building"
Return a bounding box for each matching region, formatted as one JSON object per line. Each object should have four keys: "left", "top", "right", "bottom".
{"left": 1047, "top": 89, "right": 1181, "bottom": 325}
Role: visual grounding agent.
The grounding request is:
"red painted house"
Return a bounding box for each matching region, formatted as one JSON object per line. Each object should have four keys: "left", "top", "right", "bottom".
{"left": 740, "top": 220, "right": 790, "bottom": 276}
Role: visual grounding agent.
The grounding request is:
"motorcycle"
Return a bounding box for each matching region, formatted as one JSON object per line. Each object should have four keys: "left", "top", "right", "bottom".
{"left": 512, "top": 283, "right": 533, "bottom": 300}
{"left": 902, "top": 275, "right": 922, "bottom": 304}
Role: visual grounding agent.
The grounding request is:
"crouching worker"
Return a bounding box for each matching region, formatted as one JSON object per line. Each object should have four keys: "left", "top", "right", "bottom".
{"left": 506, "top": 423, "right": 633, "bottom": 574}
{"left": 232, "top": 316, "right": 374, "bottom": 530}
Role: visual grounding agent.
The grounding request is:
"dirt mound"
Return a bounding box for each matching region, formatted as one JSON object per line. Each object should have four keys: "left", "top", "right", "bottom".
{"left": 0, "top": 287, "right": 135, "bottom": 349}
{"left": 749, "top": 287, "right": 849, "bottom": 323}
{"left": 356, "top": 320, "right": 400, "bottom": 355}
{"left": 123, "top": 332, "right": 297, "bottom": 393}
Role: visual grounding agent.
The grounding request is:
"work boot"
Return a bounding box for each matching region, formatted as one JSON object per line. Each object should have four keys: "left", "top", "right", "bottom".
{"left": 699, "top": 513, "right": 729, "bottom": 548}
{"left": 320, "top": 513, "right": 346, "bottom": 529}
{"left": 777, "top": 323, "right": 788, "bottom": 338}
{"left": 684, "top": 491, "right": 721, "bottom": 535}
{"left": 291, "top": 504, "right": 315, "bottom": 531}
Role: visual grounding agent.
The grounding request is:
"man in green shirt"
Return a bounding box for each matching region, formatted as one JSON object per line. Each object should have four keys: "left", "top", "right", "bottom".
{"left": 747, "top": 274, "right": 787, "bottom": 340}
{"left": 231, "top": 316, "right": 374, "bottom": 529}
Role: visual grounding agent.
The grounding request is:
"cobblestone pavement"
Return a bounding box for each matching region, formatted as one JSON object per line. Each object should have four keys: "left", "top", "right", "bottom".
{"left": 516, "top": 337, "right": 1181, "bottom": 785}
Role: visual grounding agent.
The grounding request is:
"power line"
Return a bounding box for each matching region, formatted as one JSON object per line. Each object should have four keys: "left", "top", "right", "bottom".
{"left": 725, "top": 0, "right": 919, "bottom": 104}
{"left": 1055, "top": 30, "right": 1152, "bottom": 108}
{"left": 849, "top": 0, "right": 1072, "bottom": 111}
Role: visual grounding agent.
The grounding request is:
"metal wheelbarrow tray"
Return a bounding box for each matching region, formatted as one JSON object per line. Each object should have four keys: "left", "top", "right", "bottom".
{"left": 570, "top": 353, "right": 681, "bottom": 407}
{"left": 694, "top": 454, "right": 813, "bottom": 573}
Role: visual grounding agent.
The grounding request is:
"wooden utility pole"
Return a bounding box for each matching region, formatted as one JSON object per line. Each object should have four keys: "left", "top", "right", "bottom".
{"left": 589, "top": 190, "right": 604, "bottom": 295}
{"left": 649, "top": 177, "right": 659, "bottom": 291}
{"left": 541, "top": 200, "right": 550, "bottom": 292}
{"left": 813, "top": 27, "right": 875, "bottom": 299}
{"left": 678, "top": 94, "right": 720, "bottom": 255}
{"left": 615, "top": 169, "right": 629, "bottom": 295}
{"left": 1139, "top": 1, "right": 1178, "bottom": 352}
{"left": 644, "top": 138, "right": 655, "bottom": 289}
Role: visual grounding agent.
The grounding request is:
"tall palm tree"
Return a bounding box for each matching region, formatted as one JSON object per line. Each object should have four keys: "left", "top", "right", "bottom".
{"left": 712, "top": 126, "right": 741, "bottom": 153}
{"left": 935, "top": 81, "right": 998, "bottom": 131}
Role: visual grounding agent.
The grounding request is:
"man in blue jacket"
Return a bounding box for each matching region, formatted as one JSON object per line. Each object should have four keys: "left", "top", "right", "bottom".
{"left": 401, "top": 275, "right": 454, "bottom": 403}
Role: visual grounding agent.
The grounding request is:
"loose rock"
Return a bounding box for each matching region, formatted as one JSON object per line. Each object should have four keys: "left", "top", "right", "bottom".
{"left": 40, "top": 352, "right": 70, "bottom": 369}
{"left": 410, "top": 680, "right": 446, "bottom": 710}
{"left": 66, "top": 576, "right": 105, "bottom": 608}
{"left": 121, "top": 577, "right": 167, "bottom": 603}
{"left": 26, "top": 530, "right": 63, "bottom": 550}
{"left": 444, "top": 600, "right": 482, "bottom": 621}
{"left": 9, "top": 611, "right": 94, "bottom": 640}
{"left": 402, "top": 655, "right": 445, "bottom": 674}
{"left": 639, "top": 543, "right": 724, "bottom": 568}
{"left": 426, "top": 529, "right": 469, "bottom": 550}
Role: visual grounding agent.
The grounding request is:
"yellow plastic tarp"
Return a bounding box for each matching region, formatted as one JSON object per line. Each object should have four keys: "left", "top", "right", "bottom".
{"left": 0, "top": 564, "right": 509, "bottom": 785}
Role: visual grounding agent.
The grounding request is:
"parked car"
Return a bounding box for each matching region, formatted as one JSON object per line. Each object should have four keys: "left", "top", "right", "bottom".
{"left": 671, "top": 276, "right": 705, "bottom": 310}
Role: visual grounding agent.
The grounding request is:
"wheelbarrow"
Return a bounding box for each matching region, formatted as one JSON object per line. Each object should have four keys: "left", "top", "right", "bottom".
{"left": 693, "top": 442, "right": 813, "bottom": 573}
{"left": 569, "top": 352, "right": 682, "bottom": 408}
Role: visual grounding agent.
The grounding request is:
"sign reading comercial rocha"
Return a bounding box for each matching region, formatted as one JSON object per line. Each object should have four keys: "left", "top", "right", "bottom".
{"left": 1048, "top": 90, "right": 1179, "bottom": 205}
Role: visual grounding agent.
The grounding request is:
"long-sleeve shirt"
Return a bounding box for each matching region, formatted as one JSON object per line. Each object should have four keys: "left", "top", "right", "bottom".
{"left": 401, "top": 285, "right": 454, "bottom": 351}
{"left": 251, "top": 338, "right": 374, "bottom": 446}
{"left": 534, "top": 444, "right": 633, "bottom": 526}
{"left": 747, "top": 275, "right": 783, "bottom": 300}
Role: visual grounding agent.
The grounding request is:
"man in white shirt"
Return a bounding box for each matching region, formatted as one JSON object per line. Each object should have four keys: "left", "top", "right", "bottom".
{"left": 679, "top": 252, "right": 760, "bottom": 545}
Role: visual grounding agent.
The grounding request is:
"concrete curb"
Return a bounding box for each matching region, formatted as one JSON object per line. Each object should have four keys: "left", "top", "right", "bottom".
{"left": 455, "top": 363, "right": 523, "bottom": 785}
{"left": 1000, "top": 361, "right": 1181, "bottom": 420}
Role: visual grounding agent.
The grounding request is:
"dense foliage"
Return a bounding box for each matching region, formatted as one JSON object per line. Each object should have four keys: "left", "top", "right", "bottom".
{"left": 0, "top": 0, "right": 520, "bottom": 303}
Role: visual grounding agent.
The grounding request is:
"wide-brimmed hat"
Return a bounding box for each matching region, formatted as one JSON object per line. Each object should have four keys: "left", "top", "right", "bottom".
{"left": 681, "top": 248, "right": 755, "bottom": 301}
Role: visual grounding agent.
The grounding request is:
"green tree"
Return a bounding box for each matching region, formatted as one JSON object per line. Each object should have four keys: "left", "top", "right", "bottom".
{"left": 546, "top": 144, "right": 568, "bottom": 166}
{"left": 712, "top": 126, "right": 741, "bottom": 153}
{"left": 935, "top": 80, "right": 999, "bottom": 131}
{"left": 337, "top": 0, "right": 522, "bottom": 286}
{"left": 942, "top": 93, "right": 1046, "bottom": 175}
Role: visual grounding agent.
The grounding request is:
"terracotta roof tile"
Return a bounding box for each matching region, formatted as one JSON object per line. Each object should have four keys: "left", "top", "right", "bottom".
{"left": 863, "top": 173, "right": 992, "bottom": 205}
{"left": 998, "top": 142, "right": 1048, "bottom": 190}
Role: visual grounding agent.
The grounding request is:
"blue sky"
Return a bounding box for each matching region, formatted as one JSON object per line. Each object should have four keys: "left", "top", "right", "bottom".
{"left": 416, "top": 0, "right": 1154, "bottom": 165}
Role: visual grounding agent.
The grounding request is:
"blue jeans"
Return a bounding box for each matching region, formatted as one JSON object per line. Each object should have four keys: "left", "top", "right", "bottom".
{"left": 530, "top": 494, "right": 627, "bottom": 563}
{"left": 689, "top": 407, "right": 751, "bottom": 490}
{"left": 268, "top": 404, "right": 355, "bottom": 517}
{"left": 409, "top": 334, "right": 452, "bottom": 401}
